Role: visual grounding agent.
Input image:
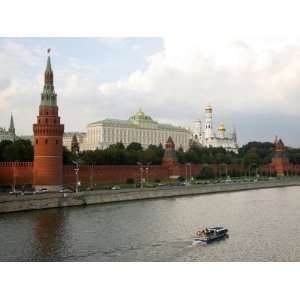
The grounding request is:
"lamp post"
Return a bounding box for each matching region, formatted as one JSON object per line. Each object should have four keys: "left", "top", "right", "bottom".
{"left": 137, "top": 162, "right": 143, "bottom": 189}
{"left": 145, "top": 162, "right": 151, "bottom": 184}
{"left": 90, "top": 163, "right": 94, "bottom": 190}
{"left": 73, "top": 160, "right": 80, "bottom": 193}
{"left": 12, "top": 161, "right": 18, "bottom": 192}
{"left": 185, "top": 163, "right": 191, "bottom": 183}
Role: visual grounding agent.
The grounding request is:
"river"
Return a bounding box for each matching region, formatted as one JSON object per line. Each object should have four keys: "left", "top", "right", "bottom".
{"left": 0, "top": 186, "right": 299, "bottom": 261}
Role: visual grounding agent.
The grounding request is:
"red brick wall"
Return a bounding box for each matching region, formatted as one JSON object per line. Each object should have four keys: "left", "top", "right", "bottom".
{"left": 0, "top": 162, "right": 33, "bottom": 186}
{"left": 63, "top": 165, "right": 169, "bottom": 187}
{"left": 0, "top": 162, "right": 299, "bottom": 187}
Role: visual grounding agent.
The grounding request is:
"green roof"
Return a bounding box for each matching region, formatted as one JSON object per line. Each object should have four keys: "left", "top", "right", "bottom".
{"left": 88, "top": 117, "right": 189, "bottom": 132}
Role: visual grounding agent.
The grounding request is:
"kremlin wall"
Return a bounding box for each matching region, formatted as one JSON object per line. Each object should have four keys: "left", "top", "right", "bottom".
{"left": 0, "top": 52, "right": 299, "bottom": 191}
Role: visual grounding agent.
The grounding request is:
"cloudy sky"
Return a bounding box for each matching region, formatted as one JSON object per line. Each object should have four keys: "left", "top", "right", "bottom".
{"left": 0, "top": 36, "right": 299, "bottom": 146}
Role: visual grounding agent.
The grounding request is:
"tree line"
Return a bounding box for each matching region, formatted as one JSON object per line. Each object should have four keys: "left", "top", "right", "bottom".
{"left": 1, "top": 139, "right": 300, "bottom": 167}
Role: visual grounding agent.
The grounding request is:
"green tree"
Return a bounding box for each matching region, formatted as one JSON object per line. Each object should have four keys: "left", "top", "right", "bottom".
{"left": 126, "top": 142, "right": 143, "bottom": 151}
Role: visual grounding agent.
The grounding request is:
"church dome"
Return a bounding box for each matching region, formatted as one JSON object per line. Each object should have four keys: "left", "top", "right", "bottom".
{"left": 129, "top": 108, "right": 153, "bottom": 122}
{"left": 218, "top": 123, "right": 226, "bottom": 131}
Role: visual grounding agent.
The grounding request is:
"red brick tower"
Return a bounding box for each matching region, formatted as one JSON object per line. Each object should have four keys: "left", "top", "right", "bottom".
{"left": 271, "top": 137, "right": 289, "bottom": 176}
{"left": 163, "top": 136, "right": 181, "bottom": 178}
{"left": 33, "top": 50, "right": 64, "bottom": 190}
{"left": 162, "top": 136, "right": 178, "bottom": 167}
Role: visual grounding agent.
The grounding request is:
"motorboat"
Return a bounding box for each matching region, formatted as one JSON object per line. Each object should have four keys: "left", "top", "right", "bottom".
{"left": 193, "top": 226, "right": 228, "bottom": 244}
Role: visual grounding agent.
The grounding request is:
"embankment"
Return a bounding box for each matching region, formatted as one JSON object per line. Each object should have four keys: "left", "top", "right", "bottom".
{"left": 0, "top": 179, "right": 299, "bottom": 214}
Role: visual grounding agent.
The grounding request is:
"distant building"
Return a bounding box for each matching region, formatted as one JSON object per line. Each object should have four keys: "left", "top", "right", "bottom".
{"left": 0, "top": 114, "right": 16, "bottom": 142}
{"left": 63, "top": 132, "right": 86, "bottom": 151}
{"left": 192, "top": 105, "right": 239, "bottom": 153}
{"left": 83, "top": 108, "right": 191, "bottom": 151}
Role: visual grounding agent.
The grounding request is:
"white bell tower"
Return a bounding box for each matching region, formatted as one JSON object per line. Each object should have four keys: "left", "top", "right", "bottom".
{"left": 204, "top": 104, "right": 213, "bottom": 140}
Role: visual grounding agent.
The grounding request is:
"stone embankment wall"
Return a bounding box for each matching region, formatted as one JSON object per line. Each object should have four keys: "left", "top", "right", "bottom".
{"left": 0, "top": 179, "right": 299, "bottom": 214}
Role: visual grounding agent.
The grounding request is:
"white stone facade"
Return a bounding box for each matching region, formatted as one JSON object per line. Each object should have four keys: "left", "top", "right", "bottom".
{"left": 63, "top": 132, "right": 87, "bottom": 151}
{"left": 83, "top": 109, "right": 191, "bottom": 151}
{"left": 192, "top": 105, "right": 239, "bottom": 153}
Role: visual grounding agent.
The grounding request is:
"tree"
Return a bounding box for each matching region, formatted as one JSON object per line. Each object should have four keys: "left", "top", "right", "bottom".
{"left": 0, "top": 139, "right": 33, "bottom": 162}
{"left": 126, "top": 142, "right": 143, "bottom": 151}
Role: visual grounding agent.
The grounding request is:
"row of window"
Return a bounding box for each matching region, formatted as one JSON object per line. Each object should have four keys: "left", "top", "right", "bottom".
{"left": 36, "top": 139, "right": 59, "bottom": 145}
{"left": 38, "top": 118, "right": 58, "bottom": 124}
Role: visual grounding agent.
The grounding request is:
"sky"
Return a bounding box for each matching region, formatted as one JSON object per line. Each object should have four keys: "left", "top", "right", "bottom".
{"left": 0, "top": 36, "right": 300, "bottom": 147}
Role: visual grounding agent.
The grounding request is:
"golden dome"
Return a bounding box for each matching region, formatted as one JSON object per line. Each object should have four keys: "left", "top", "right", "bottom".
{"left": 218, "top": 123, "right": 226, "bottom": 131}
{"left": 205, "top": 104, "right": 213, "bottom": 112}
{"left": 136, "top": 108, "right": 145, "bottom": 116}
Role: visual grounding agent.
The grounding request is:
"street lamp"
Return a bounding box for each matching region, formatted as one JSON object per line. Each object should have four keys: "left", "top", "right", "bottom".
{"left": 72, "top": 160, "right": 80, "bottom": 193}
{"left": 90, "top": 163, "right": 95, "bottom": 190}
{"left": 12, "top": 160, "right": 18, "bottom": 192}
{"left": 137, "top": 162, "right": 143, "bottom": 189}
{"left": 145, "top": 162, "right": 151, "bottom": 184}
{"left": 185, "top": 163, "right": 191, "bottom": 183}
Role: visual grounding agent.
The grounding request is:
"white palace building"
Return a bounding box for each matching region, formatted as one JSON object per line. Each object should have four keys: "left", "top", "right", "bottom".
{"left": 63, "top": 106, "right": 238, "bottom": 153}
{"left": 81, "top": 109, "right": 191, "bottom": 151}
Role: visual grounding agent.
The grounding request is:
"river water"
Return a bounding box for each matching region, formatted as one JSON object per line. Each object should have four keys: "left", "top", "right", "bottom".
{"left": 0, "top": 186, "right": 300, "bottom": 261}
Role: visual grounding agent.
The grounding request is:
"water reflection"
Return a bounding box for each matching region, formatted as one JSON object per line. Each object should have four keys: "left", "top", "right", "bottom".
{"left": 32, "top": 210, "right": 66, "bottom": 261}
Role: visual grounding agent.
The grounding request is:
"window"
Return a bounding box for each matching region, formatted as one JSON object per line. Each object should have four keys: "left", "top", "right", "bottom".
{"left": 36, "top": 139, "right": 38, "bottom": 144}
{"left": 45, "top": 139, "right": 48, "bottom": 144}
{"left": 56, "top": 140, "right": 58, "bottom": 144}
{"left": 45, "top": 118, "right": 48, "bottom": 123}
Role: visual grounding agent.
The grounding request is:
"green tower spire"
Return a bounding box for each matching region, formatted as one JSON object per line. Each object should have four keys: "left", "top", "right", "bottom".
{"left": 40, "top": 49, "right": 57, "bottom": 107}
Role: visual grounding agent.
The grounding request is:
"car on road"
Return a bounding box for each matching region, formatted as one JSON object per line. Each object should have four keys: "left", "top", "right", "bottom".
{"left": 111, "top": 185, "right": 121, "bottom": 190}
{"left": 9, "top": 190, "right": 22, "bottom": 195}
{"left": 34, "top": 188, "right": 48, "bottom": 194}
{"left": 59, "top": 188, "right": 73, "bottom": 193}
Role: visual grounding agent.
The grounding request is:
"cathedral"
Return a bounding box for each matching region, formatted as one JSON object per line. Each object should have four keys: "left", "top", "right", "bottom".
{"left": 192, "top": 105, "right": 239, "bottom": 153}
{"left": 0, "top": 114, "right": 16, "bottom": 142}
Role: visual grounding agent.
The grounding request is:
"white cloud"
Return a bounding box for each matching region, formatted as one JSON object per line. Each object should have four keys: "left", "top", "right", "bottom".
{"left": 97, "top": 38, "right": 300, "bottom": 119}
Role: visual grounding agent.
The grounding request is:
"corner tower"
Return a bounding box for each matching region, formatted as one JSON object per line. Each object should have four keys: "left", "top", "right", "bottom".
{"left": 33, "top": 50, "right": 64, "bottom": 190}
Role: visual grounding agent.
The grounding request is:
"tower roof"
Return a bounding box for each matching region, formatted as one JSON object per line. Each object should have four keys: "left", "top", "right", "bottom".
{"left": 40, "top": 49, "right": 57, "bottom": 107}
{"left": 9, "top": 113, "right": 14, "bottom": 130}
{"left": 46, "top": 55, "right": 52, "bottom": 73}
{"left": 166, "top": 136, "right": 174, "bottom": 144}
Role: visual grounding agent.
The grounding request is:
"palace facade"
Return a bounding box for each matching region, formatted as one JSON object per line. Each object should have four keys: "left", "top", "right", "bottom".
{"left": 83, "top": 109, "right": 191, "bottom": 151}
